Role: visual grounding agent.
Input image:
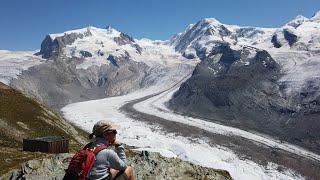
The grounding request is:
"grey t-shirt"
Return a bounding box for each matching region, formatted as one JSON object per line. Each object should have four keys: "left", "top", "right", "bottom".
{"left": 89, "top": 137, "right": 127, "bottom": 180}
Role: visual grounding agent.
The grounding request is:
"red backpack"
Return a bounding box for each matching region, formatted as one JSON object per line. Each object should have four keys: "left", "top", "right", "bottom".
{"left": 63, "top": 143, "right": 108, "bottom": 180}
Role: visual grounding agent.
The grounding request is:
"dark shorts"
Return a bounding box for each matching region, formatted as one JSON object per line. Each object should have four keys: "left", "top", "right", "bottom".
{"left": 112, "top": 170, "right": 129, "bottom": 180}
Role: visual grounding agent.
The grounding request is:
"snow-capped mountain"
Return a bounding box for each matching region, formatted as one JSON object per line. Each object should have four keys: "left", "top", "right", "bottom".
{"left": 169, "top": 11, "right": 320, "bottom": 60}
{"left": 168, "top": 12, "right": 320, "bottom": 155}
{"left": 38, "top": 26, "right": 188, "bottom": 68}
{"left": 168, "top": 18, "right": 275, "bottom": 59}
{"left": 270, "top": 12, "right": 320, "bottom": 51}
{"left": 40, "top": 26, "right": 142, "bottom": 58}
{"left": 8, "top": 26, "right": 193, "bottom": 110}
{"left": 310, "top": 10, "right": 320, "bottom": 22}
{"left": 166, "top": 11, "right": 320, "bottom": 108}
{"left": 9, "top": 27, "right": 149, "bottom": 110}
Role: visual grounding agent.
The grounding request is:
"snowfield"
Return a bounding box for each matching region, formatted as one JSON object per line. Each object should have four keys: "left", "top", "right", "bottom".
{"left": 0, "top": 50, "right": 44, "bottom": 85}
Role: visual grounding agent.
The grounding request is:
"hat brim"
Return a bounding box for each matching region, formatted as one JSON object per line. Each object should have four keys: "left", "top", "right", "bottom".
{"left": 110, "top": 124, "right": 121, "bottom": 130}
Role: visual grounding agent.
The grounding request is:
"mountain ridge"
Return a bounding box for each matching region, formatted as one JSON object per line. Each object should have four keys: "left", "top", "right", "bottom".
{"left": 168, "top": 11, "right": 320, "bottom": 60}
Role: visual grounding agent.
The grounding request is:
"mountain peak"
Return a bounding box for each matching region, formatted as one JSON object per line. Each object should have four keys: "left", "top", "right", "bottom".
{"left": 105, "top": 26, "right": 120, "bottom": 33}
{"left": 293, "top": 15, "right": 308, "bottom": 21}
{"left": 106, "top": 25, "right": 113, "bottom": 30}
{"left": 310, "top": 10, "right": 320, "bottom": 21}
{"left": 48, "top": 26, "right": 122, "bottom": 41}
{"left": 48, "top": 27, "right": 92, "bottom": 40}
{"left": 200, "top": 18, "right": 221, "bottom": 25}
{"left": 287, "top": 15, "right": 308, "bottom": 28}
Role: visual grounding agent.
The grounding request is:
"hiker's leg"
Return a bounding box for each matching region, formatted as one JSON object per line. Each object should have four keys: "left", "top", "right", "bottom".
{"left": 110, "top": 168, "right": 119, "bottom": 178}
{"left": 124, "top": 166, "right": 134, "bottom": 180}
{"left": 110, "top": 166, "right": 134, "bottom": 180}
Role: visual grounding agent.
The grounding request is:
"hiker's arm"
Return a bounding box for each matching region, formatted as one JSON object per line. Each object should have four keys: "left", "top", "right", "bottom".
{"left": 110, "top": 140, "right": 127, "bottom": 164}
{"left": 115, "top": 145, "right": 127, "bottom": 164}
{"left": 108, "top": 149, "right": 127, "bottom": 170}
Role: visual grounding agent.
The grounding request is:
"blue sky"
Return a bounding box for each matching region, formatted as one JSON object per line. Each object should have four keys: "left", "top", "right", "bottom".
{"left": 1, "top": 0, "right": 320, "bottom": 51}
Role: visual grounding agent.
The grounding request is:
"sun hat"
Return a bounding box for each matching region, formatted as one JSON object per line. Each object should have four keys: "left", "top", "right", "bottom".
{"left": 89, "top": 120, "right": 121, "bottom": 138}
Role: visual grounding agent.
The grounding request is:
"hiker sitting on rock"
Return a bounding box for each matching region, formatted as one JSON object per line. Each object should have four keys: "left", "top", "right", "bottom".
{"left": 88, "top": 120, "right": 134, "bottom": 180}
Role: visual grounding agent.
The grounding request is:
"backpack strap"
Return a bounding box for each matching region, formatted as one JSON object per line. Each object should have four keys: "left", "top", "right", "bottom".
{"left": 83, "top": 142, "right": 93, "bottom": 150}
{"left": 92, "top": 145, "right": 109, "bottom": 180}
{"left": 82, "top": 142, "right": 108, "bottom": 154}
{"left": 93, "top": 145, "right": 108, "bottom": 155}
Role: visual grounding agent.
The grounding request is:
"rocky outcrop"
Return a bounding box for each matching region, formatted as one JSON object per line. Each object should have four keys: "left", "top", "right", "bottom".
{"left": 37, "top": 30, "right": 92, "bottom": 59}
{"left": 4, "top": 151, "right": 233, "bottom": 180}
{"left": 107, "top": 55, "right": 119, "bottom": 67}
{"left": 271, "top": 29, "right": 298, "bottom": 48}
{"left": 283, "top": 29, "right": 298, "bottom": 46}
{"left": 79, "top": 50, "right": 92, "bottom": 57}
{"left": 271, "top": 34, "right": 282, "bottom": 48}
{"left": 114, "top": 32, "right": 143, "bottom": 55}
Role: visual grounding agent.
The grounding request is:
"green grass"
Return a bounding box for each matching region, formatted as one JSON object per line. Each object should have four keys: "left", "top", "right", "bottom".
{"left": 0, "top": 83, "right": 90, "bottom": 175}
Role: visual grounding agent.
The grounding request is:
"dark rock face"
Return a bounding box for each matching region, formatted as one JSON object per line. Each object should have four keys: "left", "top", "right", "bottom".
{"left": 37, "top": 35, "right": 60, "bottom": 59}
{"left": 170, "top": 44, "right": 282, "bottom": 119}
{"left": 271, "top": 30, "right": 298, "bottom": 48}
{"left": 169, "top": 44, "right": 320, "bottom": 154}
{"left": 219, "top": 25, "right": 232, "bottom": 36}
{"left": 195, "top": 48, "right": 207, "bottom": 60}
{"left": 209, "top": 43, "right": 239, "bottom": 66}
{"left": 114, "top": 33, "right": 132, "bottom": 46}
{"left": 283, "top": 29, "right": 298, "bottom": 46}
{"left": 114, "top": 32, "right": 143, "bottom": 55}
{"left": 38, "top": 31, "right": 91, "bottom": 59}
{"left": 236, "top": 28, "right": 265, "bottom": 38}
{"left": 120, "top": 32, "right": 135, "bottom": 43}
{"left": 134, "top": 43, "right": 143, "bottom": 55}
{"left": 107, "top": 55, "right": 119, "bottom": 67}
{"left": 271, "top": 34, "right": 282, "bottom": 48}
{"left": 182, "top": 52, "right": 196, "bottom": 59}
{"left": 204, "top": 28, "right": 214, "bottom": 36}
{"left": 79, "top": 51, "right": 92, "bottom": 57}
